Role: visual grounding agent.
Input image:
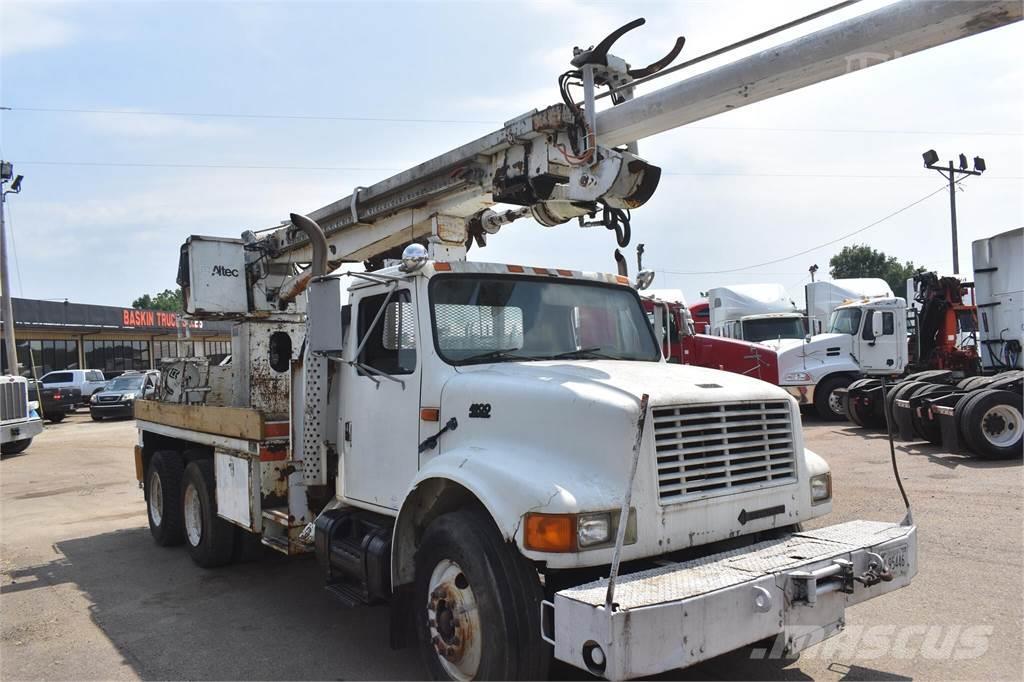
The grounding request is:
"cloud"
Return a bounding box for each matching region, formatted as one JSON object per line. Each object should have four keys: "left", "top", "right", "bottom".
{"left": 0, "top": 2, "right": 77, "bottom": 57}
{"left": 77, "top": 111, "right": 242, "bottom": 139}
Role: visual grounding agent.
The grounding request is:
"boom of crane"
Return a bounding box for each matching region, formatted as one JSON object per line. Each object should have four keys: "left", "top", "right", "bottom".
{"left": 176, "top": 0, "right": 1020, "bottom": 324}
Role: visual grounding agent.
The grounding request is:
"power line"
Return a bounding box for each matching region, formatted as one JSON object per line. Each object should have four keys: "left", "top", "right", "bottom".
{"left": 11, "top": 159, "right": 1024, "bottom": 180}
{"left": 3, "top": 106, "right": 1020, "bottom": 137}
{"left": 654, "top": 181, "right": 961, "bottom": 276}
{"left": 0, "top": 106, "right": 497, "bottom": 126}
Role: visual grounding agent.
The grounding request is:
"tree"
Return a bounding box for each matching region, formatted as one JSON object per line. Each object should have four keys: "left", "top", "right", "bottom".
{"left": 828, "top": 244, "right": 924, "bottom": 296}
{"left": 132, "top": 288, "right": 184, "bottom": 312}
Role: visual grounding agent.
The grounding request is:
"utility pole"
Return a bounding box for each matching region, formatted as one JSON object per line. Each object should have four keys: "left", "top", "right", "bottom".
{"left": 922, "top": 150, "right": 985, "bottom": 275}
{"left": 1, "top": 161, "right": 24, "bottom": 375}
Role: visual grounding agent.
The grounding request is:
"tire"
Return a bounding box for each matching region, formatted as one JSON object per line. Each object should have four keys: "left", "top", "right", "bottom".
{"left": 814, "top": 375, "right": 853, "bottom": 421}
{"left": 884, "top": 381, "right": 926, "bottom": 430}
{"left": 1, "top": 438, "right": 32, "bottom": 455}
{"left": 90, "top": 411, "right": 103, "bottom": 422}
{"left": 414, "top": 509, "right": 550, "bottom": 681}
{"left": 182, "top": 459, "right": 236, "bottom": 568}
{"left": 961, "top": 389, "right": 1023, "bottom": 460}
{"left": 907, "top": 384, "right": 955, "bottom": 444}
{"left": 147, "top": 450, "right": 185, "bottom": 546}
{"left": 48, "top": 412, "right": 66, "bottom": 424}
{"left": 844, "top": 379, "right": 875, "bottom": 427}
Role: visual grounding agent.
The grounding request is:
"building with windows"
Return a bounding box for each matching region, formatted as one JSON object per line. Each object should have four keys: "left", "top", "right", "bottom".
{"left": 1, "top": 297, "right": 232, "bottom": 378}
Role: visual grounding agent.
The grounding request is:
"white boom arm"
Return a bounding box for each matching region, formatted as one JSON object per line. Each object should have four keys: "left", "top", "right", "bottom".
{"left": 207, "top": 0, "right": 1020, "bottom": 314}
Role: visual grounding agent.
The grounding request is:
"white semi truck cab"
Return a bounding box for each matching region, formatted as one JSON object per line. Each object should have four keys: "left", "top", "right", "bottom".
{"left": 1, "top": 375, "right": 43, "bottom": 456}
{"left": 776, "top": 297, "right": 907, "bottom": 419}
{"left": 127, "top": 3, "right": 1024, "bottom": 677}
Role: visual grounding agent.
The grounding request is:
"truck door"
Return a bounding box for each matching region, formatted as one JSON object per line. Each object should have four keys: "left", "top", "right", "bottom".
{"left": 340, "top": 286, "right": 421, "bottom": 510}
{"left": 856, "top": 305, "right": 906, "bottom": 373}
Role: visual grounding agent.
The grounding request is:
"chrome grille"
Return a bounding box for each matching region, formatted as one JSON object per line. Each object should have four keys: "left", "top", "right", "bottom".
{"left": 1, "top": 380, "right": 29, "bottom": 422}
{"left": 654, "top": 400, "right": 796, "bottom": 504}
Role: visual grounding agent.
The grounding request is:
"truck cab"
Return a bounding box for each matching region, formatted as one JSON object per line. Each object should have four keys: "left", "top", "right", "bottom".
{"left": 776, "top": 297, "right": 906, "bottom": 419}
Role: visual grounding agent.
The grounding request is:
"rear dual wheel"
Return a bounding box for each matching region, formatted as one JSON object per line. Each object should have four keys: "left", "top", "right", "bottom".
{"left": 960, "top": 389, "right": 1023, "bottom": 460}
{"left": 182, "top": 460, "right": 236, "bottom": 568}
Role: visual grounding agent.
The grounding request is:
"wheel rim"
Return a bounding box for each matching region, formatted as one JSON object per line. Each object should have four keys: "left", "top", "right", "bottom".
{"left": 980, "top": 404, "right": 1022, "bottom": 447}
{"left": 426, "top": 559, "right": 481, "bottom": 680}
{"left": 828, "top": 389, "right": 845, "bottom": 416}
{"left": 148, "top": 470, "right": 163, "bottom": 526}
{"left": 184, "top": 483, "right": 203, "bottom": 547}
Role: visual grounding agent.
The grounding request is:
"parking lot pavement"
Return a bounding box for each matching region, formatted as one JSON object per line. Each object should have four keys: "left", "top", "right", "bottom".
{"left": 2, "top": 411, "right": 1021, "bottom": 681}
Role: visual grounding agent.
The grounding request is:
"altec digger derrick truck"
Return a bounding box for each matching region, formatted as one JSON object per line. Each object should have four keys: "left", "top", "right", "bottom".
{"left": 133, "top": 3, "right": 1020, "bottom": 679}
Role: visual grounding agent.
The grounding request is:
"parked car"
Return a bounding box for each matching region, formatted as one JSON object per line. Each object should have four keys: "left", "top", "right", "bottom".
{"left": 90, "top": 371, "right": 160, "bottom": 421}
{"left": 25, "top": 380, "right": 81, "bottom": 423}
{"left": 39, "top": 369, "right": 108, "bottom": 405}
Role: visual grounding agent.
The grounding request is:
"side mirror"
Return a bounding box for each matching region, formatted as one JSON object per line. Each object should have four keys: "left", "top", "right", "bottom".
{"left": 871, "top": 310, "right": 884, "bottom": 338}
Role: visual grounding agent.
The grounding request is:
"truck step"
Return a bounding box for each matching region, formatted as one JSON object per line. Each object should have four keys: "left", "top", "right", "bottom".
{"left": 325, "top": 581, "right": 369, "bottom": 607}
{"left": 260, "top": 533, "right": 291, "bottom": 555}
{"left": 262, "top": 507, "right": 291, "bottom": 525}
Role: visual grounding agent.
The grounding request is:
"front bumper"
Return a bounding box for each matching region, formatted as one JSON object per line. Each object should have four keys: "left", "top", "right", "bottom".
{"left": 91, "top": 403, "right": 135, "bottom": 419}
{"left": 2, "top": 418, "right": 44, "bottom": 444}
{"left": 545, "top": 519, "right": 916, "bottom": 680}
{"left": 784, "top": 384, "right": 816, "bottom": 405}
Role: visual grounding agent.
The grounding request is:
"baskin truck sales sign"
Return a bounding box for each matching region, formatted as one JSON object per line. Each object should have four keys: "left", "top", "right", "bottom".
{"left": 121, "top": 309, "right": 204, "bottom": 330}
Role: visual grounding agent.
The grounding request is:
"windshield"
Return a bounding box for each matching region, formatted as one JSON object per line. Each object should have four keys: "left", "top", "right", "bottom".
{"left": 742, "top": 317, "right": 805, "bottom": 342}
{"left": 430, "top": 275, "right": 661, "bottom": 365}
{"left": 108, "top": 376, "right": 144, "bottom": 391}
{"left": 828, "top": 307, "right": 863, "bottom": 335}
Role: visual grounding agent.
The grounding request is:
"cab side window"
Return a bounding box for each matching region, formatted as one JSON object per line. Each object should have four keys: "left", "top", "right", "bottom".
{"left": 357, "top": 290, "right": 416, "bottom": 375}
{"left": 861, "top": 311, "right": 896, "bottom": 340}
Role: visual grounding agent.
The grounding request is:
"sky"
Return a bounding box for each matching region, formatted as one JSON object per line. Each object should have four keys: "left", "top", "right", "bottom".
{"left": 1, "top": 0, "right": 1022, "bottom": 309}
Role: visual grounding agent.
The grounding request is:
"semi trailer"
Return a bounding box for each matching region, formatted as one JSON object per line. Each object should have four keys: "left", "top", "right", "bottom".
{"left": 129, "top": 3, "right": 1020, "bottom": 679}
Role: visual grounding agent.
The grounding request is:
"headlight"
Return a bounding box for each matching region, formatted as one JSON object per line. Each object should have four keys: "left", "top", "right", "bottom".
{"left": 524, "top": 509, "right": 637, "bottom": 552}
{"left": 90, "top": 393, "right": 99, "bottom": 404}
{"left": 122, "top": 392, "right": 136, "bottom": 401}
{"left": 810, "top": 472, "right": 832, "bottom": 504}
{"left": 577, "top": 513, "right": 612, "bottom": 548}
{"left": 785, "top": 371, "right": 812, "bottom": 383}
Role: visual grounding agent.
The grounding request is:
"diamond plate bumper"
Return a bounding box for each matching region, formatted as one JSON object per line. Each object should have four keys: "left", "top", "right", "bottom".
{"left": 547, "top": 520, "right": 917, "bottom": 679}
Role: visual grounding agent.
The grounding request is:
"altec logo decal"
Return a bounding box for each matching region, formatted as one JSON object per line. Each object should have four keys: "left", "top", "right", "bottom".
{"left": 212, "top": 265, "right": 240, "bottom": 277}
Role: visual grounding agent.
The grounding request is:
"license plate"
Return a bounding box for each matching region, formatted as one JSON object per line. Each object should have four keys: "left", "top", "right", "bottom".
{"left": 880, "top": 544, "right": 909, "bottom": 577}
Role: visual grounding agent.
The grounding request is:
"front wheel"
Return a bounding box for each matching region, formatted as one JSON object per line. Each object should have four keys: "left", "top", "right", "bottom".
{"left": 814, "top": 375, "right": 852, "bottom": 421}
{"left": 414, "top": 510, "right": 550, "bottom": 680}
{"left": 1, "top": 438, "right": 32, "bottom": 455}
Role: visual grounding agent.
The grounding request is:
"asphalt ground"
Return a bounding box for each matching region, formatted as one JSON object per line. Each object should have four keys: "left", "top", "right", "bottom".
{"left": 2, "top": 410, "right": 1021, "bottom": 681}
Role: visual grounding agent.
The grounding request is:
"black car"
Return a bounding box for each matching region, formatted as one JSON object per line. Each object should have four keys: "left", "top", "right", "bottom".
{"left": 26, "top": 381, "right": 82, "bottom": 423}
{"left": 90, "top": 372, "right": 159, "bottom": 421}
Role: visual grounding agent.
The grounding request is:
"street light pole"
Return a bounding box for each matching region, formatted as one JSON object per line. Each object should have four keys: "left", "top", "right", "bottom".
{"left": 947, "top": 160, "right": 959, "bottom": 274}
{"left": 1, "top": 161, "right": 23, "bottom": 375}
{"left": 922, "top": 150, "right": 985, "bottom": 276}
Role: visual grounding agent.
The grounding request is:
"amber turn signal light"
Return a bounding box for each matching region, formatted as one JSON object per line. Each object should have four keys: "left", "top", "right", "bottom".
{"left": 524, "top": 513, "right": 576, "bottom": 552}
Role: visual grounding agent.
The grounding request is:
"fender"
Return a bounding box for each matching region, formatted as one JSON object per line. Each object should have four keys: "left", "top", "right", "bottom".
{"left": 391, "top": 446, "right": 623, "bottom": 587}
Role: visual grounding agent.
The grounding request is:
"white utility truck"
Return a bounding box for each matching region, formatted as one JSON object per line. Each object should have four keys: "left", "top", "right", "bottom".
{"left": 131, "top": 3, "right": 1019, "bottom": 679}
{"left": 806, "top": 278, "right": 894, "bottom": 335}
{"left": 707, "top": 283, "right": 805, "bottom": 343}
{"left": 1, "top": 374, "right": 43, "bottom": 455}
